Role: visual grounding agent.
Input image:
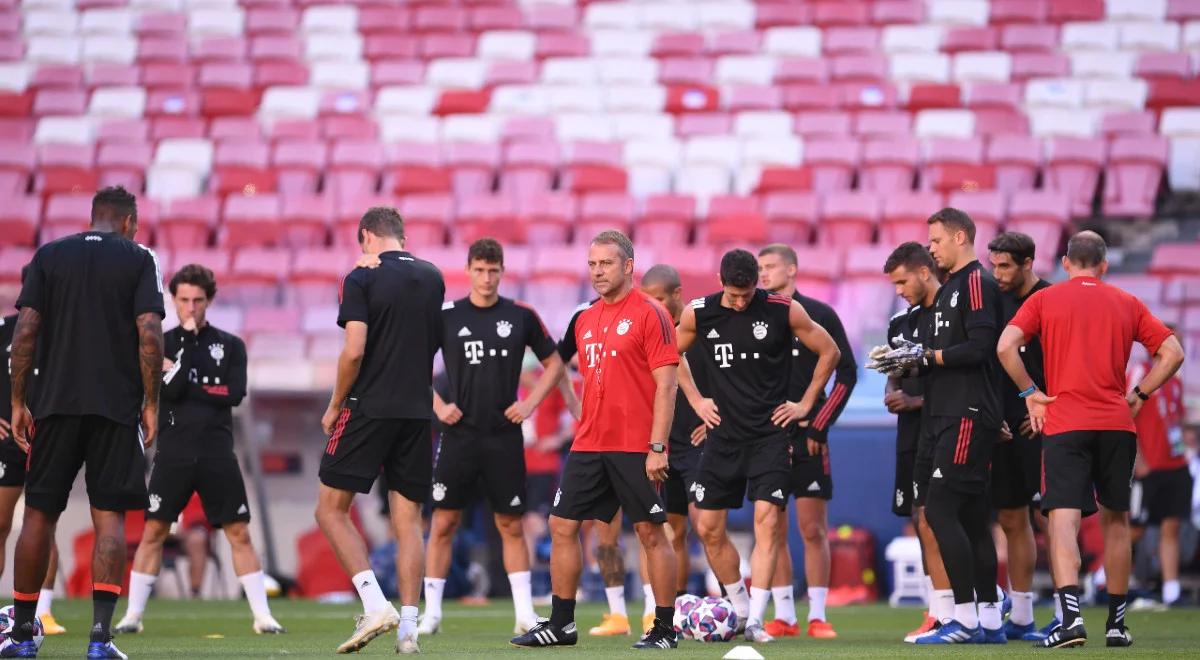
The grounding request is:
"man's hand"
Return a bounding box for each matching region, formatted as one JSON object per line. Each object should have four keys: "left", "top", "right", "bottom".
{"left": 162, "top": 358, "right": 175, "bottom": 372}
{"left": 141, "top": 405, "right": 158, "bottom": 449}
{"left": 1024, "top": 391, "right": 1057, "bottom": 435}
{"left": 771, "top": 400, "right": 812, "bottom": 428}
{"left": 355, "top": 254, "right": 383, "bottom": 269}
{"left": 645, "top": 451, "right": 668, "bottom": 483}
{"left": 1126, "top": 391, "right": 1145, "bottom": 419}
{"left": 435, "top": 400, "right": 464, "bottom": 426}
{"left": 0, "top": 418, "right": 10, "bottom": 442}
{"left": 806, "top": 437, "right": 826, "bottom": 457}
{"left": 321, "top": 404, "right": 342, "bottom": 437}
{"left": 883, "top": 391, "right": 921, "bottom": 414}
{"left": 999, "top": 421, "right": 1013, "bottom": 443}
{"left": 181, "top": 316, "right": 197, "bottom": 333}
{"left": 1019, "top": 415, "right": 1034, "bottom": 439}
{"left": 692, "top": 397, "right": 721, "bottom": 429}
{"left": 505, "top": 399, "right": 535, "bottom": 425}
{"left": 690, "top": 424, "right": 707, "bottom": 446}
{"left": 10, "top": 405, "right": 32, "bottom": 453}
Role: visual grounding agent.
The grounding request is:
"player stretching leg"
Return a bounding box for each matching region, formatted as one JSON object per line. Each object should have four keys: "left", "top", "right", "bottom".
{"left": 677, "top": 250, "right": 839, "bottom": 644}
{"left": 115, "top": 265, "right": 283, "bottom": 635}
{"left": 315, "top": 208, "right": 444, "bottom": 654}
{"left": 757, "top": 245, "right": 857, "bottom": 640}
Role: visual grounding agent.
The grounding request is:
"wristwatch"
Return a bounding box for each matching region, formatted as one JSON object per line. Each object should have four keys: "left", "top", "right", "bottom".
{"left": 1133, "top": 386, "right": 1150, "bottom": 401}
{"left": 649, "top": 442, "right": 666, "bottom": 454}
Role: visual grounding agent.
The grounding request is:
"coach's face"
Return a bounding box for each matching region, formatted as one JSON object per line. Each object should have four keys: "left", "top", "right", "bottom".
{"left": 588, "top": 242, "right": 631, "bottom": 297}
{"left": 988, "top": 251, "right": 1027, "bottom": 293}
{"left": 757, "top": 253, "right": 794, "bottom": 293}
{"left": 927, "top": 221, "right": 959, "bottom": 270}
{"left": 889, "top": 266, "right": 925, "bottom": 307}
{"left": 173, "top": 283, "right": 210, "bottom": 329}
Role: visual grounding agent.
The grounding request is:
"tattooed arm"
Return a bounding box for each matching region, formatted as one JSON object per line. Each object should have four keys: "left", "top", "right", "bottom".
{"left": 137, "top": 311, "right": 164, "bottom": 448}
{"left": 9, "top": 307, "right": 41, "bottom": 452}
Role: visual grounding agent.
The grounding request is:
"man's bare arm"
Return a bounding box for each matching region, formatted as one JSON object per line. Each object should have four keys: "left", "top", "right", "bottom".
{"left": 790, "top": 300, "right": 840, "bottom": 409}
{"left": 1133, "top": 336, "right": 1185, "bottom": 398}
{"left": 137, "top": 312, "right": 165, "bottom": 408}
{"left": 9, "top": 307, "right": 40, "bottom": 408}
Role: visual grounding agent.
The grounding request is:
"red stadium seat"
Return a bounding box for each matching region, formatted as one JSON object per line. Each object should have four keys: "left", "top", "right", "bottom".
{"left": 813, "top": 1, "right": 871, "bottom": 27}
{"left": 803, "top": 138, "right": 860, "bottom": 192}
{"left": 158, "top": 196, "right": 218, "bottom": 249}
{"left": 0, "top": 195, "right": 38, "bottom": 246}
{"left": 948, "top": 190, "right": 1005, "bottom": 247}
{"left": 702, "top": 195, "right": 766, "bottom": 246}
{"left": 34, "top": 143, "right": 96, "bottom": 195}
{"left": 382, "top": 142, "right": 449, "bottom": 195}
{"left": 987, "top": 134, "right": 1041, "bottom": 194}
{"left": 754, "top": 166, "right": 812, "bottom": 193}
{"left": 762, "top": 191, "right": 817, "bottom": 244}
{"left": 664, "top": 84, "right": 720, "bottom": 113}
{"left": 755, "top": 3, "right": 812, "bottom": 29}
{"left": 577, "top": 192, "right": 634, "bottom": 240}
{"left": 279, "top": 193, "right": 332, "bottom": 248}
{"left": 519, "top": 193, "right": 576, "bottom": 245}
{"left": 1044, "top": 137, "right": 1106, "bottom": 218}
{"left": 820, "top": 191, "right": 881, "bottom": 247}
{"left": 456, "top": 194, "right": 523, "bottom": 245}
{"left": 220, "top": 194, "right": 282, "bottom": 248}
{"left": 880, "top": 191, "right": 944, "bottom": 245}
{"left": 989, "top": 0, "right": 1048, "bottom": 24}
{"left": 398, "top": 193, "right": 453, "bottom": 248}
{"left": 562, "top": 142, "right": 627, "bottom": 194}
{"left": 637, "top": 194, "right": 695, "bottom": 247}
{"left": 1047, "top": 0, "right": 1104, "bottom": 23}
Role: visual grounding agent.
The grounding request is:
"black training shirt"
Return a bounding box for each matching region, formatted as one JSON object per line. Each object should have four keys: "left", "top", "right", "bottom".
{"left": 888, "top": 304, "right": 926, "bottom": 453}
{"left": 16, "top": 231, "right": 166, "bottom": 427}
{"left": 556, "top": 299, "right": 596, "bottom": 362}
{"left": 999, "top": 278, "right": 1051, "bottom": 428}
{"left": 788, "top": 291, "right": 857, "bottom": 442}
{"left": 158, "top": 323, "right": 246, "bottom": 458}
{"left": 925, "top": 260, "right": 1003, "bottom": 427}
{"left": 337, "top": 250, "right": 444, "bottom": 419}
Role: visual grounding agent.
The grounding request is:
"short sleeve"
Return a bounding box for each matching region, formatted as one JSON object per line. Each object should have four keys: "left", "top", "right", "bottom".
{"left": 557, "top": 309, "right": 582, "bottom": 361}
{"left": 964, "top": 269, "right": 999, "bottom": 330}
{"left": 134, "top": 248, "right": 166, "bottom": 318}
{"left": 337, "top": 271, "right": 369, "bottom": 327}
{"left": 642, "top": 300, "right": 680, "bottom": 370}
{"left": 14, "top": 249, "right": 46, "bottom": 313}
{"left": 1133, "top": 298, "right": 1172, "bottom": 357}
{"left": 521, "top": 303, "right": 557, "bottom": 361}
{"left": 887, "top": 312, "right": 906, "bottom": 348}
{"left": 1008, "top": 289, "right": 1043, "bottom": 339}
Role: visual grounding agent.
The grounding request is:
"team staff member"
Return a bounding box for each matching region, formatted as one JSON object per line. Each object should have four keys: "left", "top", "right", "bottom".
{"left": 116, "top": 265, "right": 284, "bottom": 636}
{"left": 315, "top": 207, "right": 444, "bottom": 655}
{"left": 8, "top": 186, "right": 165, "bottom": 660}
{"left": 512, "top": 231, "right": 680, "bottom": 651}
{"left": 757, "top": 244, "right": 857, "bottom": 640}
{"left": 915, "top": 208, "right": 1005, "bottom": 645}
{"left": 419, "top": 238, "right": 564, "bottom": 636}
{"left": 999, "top": 231, "right": 1185, "bottom": 649}
{"left": 987, "top": 232, "right": 1050, "bottom": 640}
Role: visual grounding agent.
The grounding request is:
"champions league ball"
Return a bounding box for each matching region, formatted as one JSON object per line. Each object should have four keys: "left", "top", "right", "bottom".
{"left": 0, "top": 605, "right": 45, "bottom": 651}
{"left": 686, "top": 597, "right": 738, "bottom": 642}
{"left": 673, "top": 594, "right": 703, "bottom": 639}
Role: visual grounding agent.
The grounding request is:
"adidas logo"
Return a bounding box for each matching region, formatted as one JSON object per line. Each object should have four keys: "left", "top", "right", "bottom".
{"left": 706, "top": 328, "right": 720, "bottom": 339}
{"left": 510, "top": 495, "right": 522, "bottom": 507}
{"left": 237, "top": 503, "right": 248, "bottom": 515}
{"left": 771, "top": 489, "right": 784, "bottom": 499}
{"left": 582, "top": 329, "right": 593, "bottom": 340}
{"left": 458, "top": 326, "right": 472, "bottom": 337}
{"left": 807, "top": 481, "right": 820, "bottom": 492}
{"left": 649, "top": 504, "right": 663, "bottom": 514}
{"left": 932, "top": 468, "right": 943, "bottom": 479}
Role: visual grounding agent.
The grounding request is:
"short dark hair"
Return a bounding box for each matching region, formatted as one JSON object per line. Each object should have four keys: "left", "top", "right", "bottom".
{"left": 719, "top": 249, "right": 758, "bottom": 288}
{"left": 987, "top": 231, "right": 1036, "bottom": 265}
{"left": 91, "top": 186, "right": 137, "bottom": 224}
{"left": 642, "top": 264, "right": 681, "bottom": 290}
{"left": 358, "top": 206, "right": 405, "bottom": 244}
{"left": 592, "top": 230, "right": 634, "bottom": 262}
{"left": 883, "top": 241, "right": 937, "bottom": 274}
{"left": 1066, "top": 230, "right": 1107, "bottom": 268}
{"left": 758, "top": 243, "right": 798, "bottom": 266}
{"left": 169, "top": 263, "right": 217, "bottom": 299}
{"left": 467, "top": 238, "right": 504, "bottom": 267}
{"left": 927, "top": 207, "right": 976, "bottom": 244}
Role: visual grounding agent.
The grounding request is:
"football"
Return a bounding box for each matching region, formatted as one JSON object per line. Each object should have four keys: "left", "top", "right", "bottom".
{"left": 673, "top": 594, "right": 703, "bottom": 639}
{"left": 0, "top": 605, "right": 45, "bottom": 651}
{"left": 686, "top": 597, "right": 738, "bottom": 642}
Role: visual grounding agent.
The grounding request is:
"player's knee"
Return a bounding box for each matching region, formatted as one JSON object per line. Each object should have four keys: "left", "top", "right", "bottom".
{"left": 223, "top": 523, "right": 252, "bottom": 548}
{"left": 799, "top": 518, "right": 826, "bottom": 544}
{"left": 430, "top": 513, "right": 460, "bottom": 539}
{"left": 494, "top": 514, "right": 523, "bottom": 540}
{"left": 548, "top": 516, "right": 577, "bottom": 541}
{"left": 633, "top": 523, "right": 665, "bottom": 550}
{"left": 695, "top": 519, "right": 724, "bottom": 546}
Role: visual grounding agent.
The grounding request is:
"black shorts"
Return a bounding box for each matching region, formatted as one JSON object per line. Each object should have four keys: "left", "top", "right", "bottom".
{"left": 0, "top": 441, "right": 28, "bottom": 487}
{"left": 893, "top": 449, "right": 916, "bottom": 517}
{"left": 318, "top": 406, "right": 432, "bottom": 503}
{"left": 551, "top": 451, "right": 667, "bottom": 524}
{"left": 25, "top": 415, "right": 148, "bottom": 514}
{"left": 664, "top": 446, "right": 700, "bottom": 516}
{"left": 926, "top": 415, "right": 996, "bottom": 499}
{"left": 693, "top": 433, "right": 790, "bottom": 510}
{"left": 991, "top": 429, "right": 1042, "bottom": 510}
{"left": 912, "top": 421, "right": 937, "bottom": 508}
{"left": 432, "top": 429, "right": 526, "bottom": 514}
{"left": 1132, "top": 466, "right": 1193, "bottom": 525}
{"left": 146, "top": 455, "right": 250, "bottom": 528}
{"left": 526, "top": 473, "right": 558, "bottom": 515}
{"left": 790, "top": 435, "right": 832, "bottom": 500}
{"left": 1041, "top": 430, "right": 1136, "bottom": 516}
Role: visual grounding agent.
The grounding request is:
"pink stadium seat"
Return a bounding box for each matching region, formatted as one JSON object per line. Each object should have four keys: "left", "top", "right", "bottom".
{"left": 152, "top": 117, "right": 207, "bottom": 141}
{"left": 359, "top": 7, "right": 411, "bottom": 34}
{"left": 678, "top": 113, "right": 734, "bottom": 138}
{"left": 139, "top": 37, "right": 188, "bottom": 64}
{"left": 42, "top": 193, "right": 94, "bottom": 242}
{"left": 873, "top": 1, "right": 925, "bottom": 24}
{"left": 922, "top": 137, "right": 994, "bottom": 193}
{"left": 0, "top": 119, "right": 33, "bottom": 142}
{"left": 245, "top": 8, "right": 299, "bottom": 36}
{"left": 792, "top": 247, "right": 842, "bottom": 302}
{"left": 444, "top": 141, "right": 500, "bottom": 199}
{"left": 33, "top": 89, "right": 87, "bottom": 117}
{"left": 288, "top": 248, "right": 355, "bottom": 307}
{"left": 527, "top": 4, "right": 580, "bottom": 32}
{"left": 146, "top": 90, "right": 200, "bottom": 118}
{"left": 1135, "top": 52, "right": 1192, "bottom": 81}
{"left": 577, "top": 192, "right": 634, "bottom": 240}
{"left": 328, "top": 140, "right": 384, "bottom": 199}
{"left": 660, "top": 58, "right": 715, "bottom": 87}
{"left": 220, "top": 194, "right": 282, "bottom": 248}
{"left": 832, "top": 54, "right": 889, "bottom": 82}
{"left": 986, "top": 134, "right": 1041, "bottom": 194}
{"left": 708, "top": 31, "right": 762, "bottom": 57}
{"left": 457, "top": 194, "right": 522, "bottom": 245}
{"left": 211, "top": 141, "right": 275, "bottom": 196}
{"left": 172, "top": 248, "right": 232, "bottom": 283}
{"left": 562, "top": 142, "right": 626, "bottom": 194}
{"left": 35, "top": 143, "right": 97, "bottom": 195}
{"left": 947, "top": 190, "right": 1005, "bottom": 247}
{"left": 242, "top": 305, "right": 300, "bottom": 337}
{"left": 224, "top": 247, "right": 287, "bottom": 306}
{"left": 414, "top": 6, "right": 467, "bottom": 34}
{"left": 372, "top": 60, "right": 426, "bottom": 87}
{"left": 1047, "top": 0, "right": 1105, "bottom": 23}
{"left": 861, "top": 138, "right": 919, "bottom": 192}
{"left": 0, "top": 141, "right": 33, "bottom": 196}
{"left": 1008, "top": 189, "right": 1070, "bottom": 228}
{"left": 989, "top": 0, "right": 1048, "bottom": 24}
{"left": 774, "top": 57, "right": 829, "bottom": 84}
{"left": 755, "top": 3, "right": 812, "bottom": 29}
{"left": 880, "top": 191, "right": 944, "bottom": 245}
{"left": 519, "top": 193, "right": 576, "bottom": 245}
{"left": 382, "top": 142, "right": 449, "bottom": 196}
{"left": 279, "top": 193, "right": 332, "bottom": 248}
{"left": 814, "top": 1, "right": 871, "bottom": 27}
{"left": 85, "top": 64, "right": 139, "bottom": 89}
{"left": 535, "top": 31, "right": 590, "bottom": 59}
{"left": 525, "top": 246, "right": 584, "bottom": 307}
{"left": 652, "top": 32, "right": 704, "bottom": 58}
{"left": 795, "top": 112, "right": 852, "bottom": 138}
{"left": 726, "top": 85, "right": 782, "bottom": 111}
{"left": 658, "top": 245, "right": 719, "bottom": 300}
{"left": 804, "top": 138, "right": 861, "bottom": 192}
{"left": 854, "top": 110, "right": 911, "bottom": 138}
{"left": 965, "top": 83, "right": 1022, "bottom": 111}
{"left": 1045, "top": 137, "right": 1106, "bottom": 218}
{"left": 321, "top": 116, "right": 377, "bottom": 141}
{"left": 422, "top": 34, "right": 477, "bottom": 60}
{"left": 1011, "top": 53, "right": 1069, "bottom": 81}
{"left": 365, "top": 34, "right": 421, "bottom": 61}
{"left": 332, "top": 194, "right": 395, "bottom": 248}
{"left": 30, "top": 66, "right": 84, "bottom": 91}
{"left": 1103, "top": 136, "right": 1169, "bottom": 218}
{"left": 1168, "top": 0, "right": 1200, "bottom": 20}
{"left": 158, "top": 197, "right": 218, "bottom": 249}
{"left": 485, "top": 61, "right": 537, "bottom": 86}
{"left": 702, "top": 195, "right": 766, "bottom": 246}
{"left": 142, "top": 64, "right": 195, "bottom": 91}
{"left": 1150, "top": 243, "right": 1200, "bottom": 276}
{"left": 250, "top": 36, "right": 303, "bottom": 63}
{"left": 1002, "top": 25, "right": 1059, "bottom": 52}
{"left": 782, "top": 84, "right": 840, "bottom": 111}
{"left": 637, "top": 194, "right": 695, "bottom": 248}
{"left": 942, "top": 27, "right": 999, "bottom": 53}
{"left": 823, "top": 27, "right": 881, "bottom": 54}
{"left": 396, "top": 194, "right": 451, "bottom": 248}
{"left": 193, "top": 37, "right": 248, "bottom": 65}
{"left": 268, "top": 119, "right": 320, "bottom": 142}
{"left": 1099, "top": 112, "right": 1156, "bottom": 137}
{"left": 501, "top": 141, "right": 558, "bottom": 200}
{"left": 503, "top": 120, "right": 556, "bottom": 146}
{"left": 762, "top": 192, "right": 818, "bottom": 244}
{"left": 820, "top": 191, "right": 881, "bottom": 247}
{"left": 0, "top": 247, "right": 33, "bottom": 305}
{"left": 0, "top": 195, "right": 38, "bottom": 247}
{"left": 270, "top": 139, "right": 326, "bottom": 195}
{"left": 209, "top": 117, "right": 262, "bottom": 142}
{"left": 97, "top": 119, "right": 149, "bottom": 144}
{"left": 135, "top": 12, "right": 186, "bottom": 38}
{"left": 1107, "top": 274, "right": 1165, "bottom": 306}
{"left": 470, "top": 6, "right": 524, "bottom": 31}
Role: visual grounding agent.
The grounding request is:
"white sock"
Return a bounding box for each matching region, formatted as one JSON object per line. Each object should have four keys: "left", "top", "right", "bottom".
{"left": 925, "top": 576, "right": 935, "bottom": 607}
{"left": 996, "top": 584, "right": 1006, "bottom": 602}
{"left": 126, "top": 571, "right": 157, "bottom": 618}
{"left": 352, "top": 570, "right": 390, "bottom": 614}
{"left": 508, "top": 571, "right": 537, "bottom": 624}
{"left": 954, "top": 602, "right": 978, "bottom": 629}
{"left": 1164, "top": 579, "right": 1181, "bottom": 605}
{"left": 724, "top": 581, "right": 750, "bottom": 619}
{"left": 979, "top": 601, "right": 1001, "bottom": 630}
{"left": 605, "top": 586, "right": 627, "bottom": 616}
{"left": 933, "top": 589, "right": 955, "bottom": 624}
{"left": 642, "top": 583, "right": 655, "bottom": 616}
{"left": 807, "top": 586, "right": 828, "bottom": 623}
{"left": 35, "top": 589, "right": 54, "bottom": 618}
{"left": 1054, "top": 596, "right": 1063, "bottom": 622}
{"left": 1011, "top": 591, "right": 1035, "bottom": 626}
{"left": 423, "top": 577, "right": 446, "bottom": 620}
{"left": 238, "top": 571, "right": 274, "bottom": 620}
{"left": 398, "top": 605, "right": 418, "bottom": 639}
{"left": 748, "top": 587, "right": 771, "bottom": 627}
{"left": 771, "top": 585, "right": 796, "bottom": 625}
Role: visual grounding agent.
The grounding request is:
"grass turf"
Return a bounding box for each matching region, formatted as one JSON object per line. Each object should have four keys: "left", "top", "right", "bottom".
{"left": 28, "top": 598, "right": 1199, "bottom": 658}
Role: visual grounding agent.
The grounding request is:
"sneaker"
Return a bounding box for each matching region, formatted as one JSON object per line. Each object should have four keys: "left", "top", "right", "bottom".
{"left": 416, "top": 615, "right": 440, "bottom": 636}
{"left": 513, "top": 619, "right": 538, "bottom": 635}
{"left": 743, "top": 623, "right": 774, "bottom": 643}
{"left": 253, "top": 617, "right": 286, "bottom": 634}
{"left": 86, "top": 640, "right": 128, "bottom": 660}
{"left": 510, "top": 619, "right": 578, "bottom": 648}
{"left": 588, "top": 613, "right": 631, "bottom": 636}
{"left": 335, "top": 607, "right": 401, "bottom": 654}
{"left": 807, "top": 620, "right": 837, "bottom": 639}
{"left": 980, "top": 627, "right": 1007, "bottom": 644}
{"left": 641, "top": 613, "right": 655, "bottom": 635}
{"left": 1001, "top": 591, "right": 1012, "bottom": 620}
{"left": 37, "top": 613, "right": 65, "bottom": 636}
{"left": 1003, "top": 619, "right": 1038, "bottom": 641}
{"left": 0, "top": 641, "right": 39, "bottom": 658}
{"left": 112, "top": 617, "right": 142, "bottom": 635}
{"left": 1129, "top": 597, "right": 1168, "bottom": 613}
{"left": 632, "top": 625, "right": 678, "bottom": 650}
{"left": 904, "top": 613, "right": 938, "bottom": 643}
{"left": 1105, "top": 627, "right": 1133, "bottom": 648}
{"left": 1036, "top": 620, "right": 1086, "bottom": 649}
{"left": 914, "top": 620, "right": 983, "bottom": 644}
{"left": 763, "top": 619, "right": 800, "bottom": 637}
{"left": 396, "top": 631, "right": 421, "bottom": 655}
{"left": 1033, "top": 617, "right": 1060, "bottom": 641}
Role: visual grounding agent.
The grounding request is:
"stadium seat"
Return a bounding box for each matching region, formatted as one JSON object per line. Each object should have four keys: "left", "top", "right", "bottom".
{"left": 456, "top": 194, "right": 522, "bottom": 245}
{"left": 820, "top": 191, "right": 881, "bottom": 247}
{"left": 1103, "top": 136, "right": 1169, "bottom": 218}
{"left": 861, "top": 137, "right": 919, "bottom": 192}
{"left": 1150, "top": 242, "right": 1200, "bottom": 276}
{"left": 761, "top": 191, "right": 817, "bottom": 244}
{"left": 520, "top": 193, "right": 576, "bottom": 245}
{"left": 0, "top": 194, "right": 39, "bottom": 246}
{"left": 224, "top": 246, "right": 287, "bottom": 305}
{"left": 158, "top": 195, "right": 218, "bottom": 248}
{"left": 220, "top": 193, "right": 281, "bottom": 248}
{"left": 1044, "top": 137, "right": 1106, "bottom": 217}
{"left": 701, "top": 194, "right": 766, "bottom": 246}
{"left": 880, "top": 191, "right": 944, "bottom": 245}
{"left": 947, "top": 190, "right": 1005, "bottom": 247}
{"left": 637, "top": 194, "right": 695, "bottom": 248}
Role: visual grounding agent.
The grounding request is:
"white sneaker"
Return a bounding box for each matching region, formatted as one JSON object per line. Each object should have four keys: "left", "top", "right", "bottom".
{"left": 744, "top": 623, "right": 775, "bottom": 643}
{"left": 514, "top": 619, "right": 539, "bottom": 635}
{"left": 336, "top": 607, "right": 401, "bottom": 654}
{"left": 113, "top": 616, "right": 143, "bottom": 634}
{"left": 396, "top": 631, "right": 421, "bottom": 654}
{"left": 416, "top": 614, "right": 440, "bottom": 635}
{"left": 253, "top": 616, "right": 287, "bottom": 634}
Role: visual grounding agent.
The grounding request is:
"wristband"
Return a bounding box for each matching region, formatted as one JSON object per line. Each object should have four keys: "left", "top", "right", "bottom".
{"left": 1018, "top": 385, "right": 1037, "bottom": 399}
{"left": 1133, "top": 386, "right": 1150, "bottom": 401}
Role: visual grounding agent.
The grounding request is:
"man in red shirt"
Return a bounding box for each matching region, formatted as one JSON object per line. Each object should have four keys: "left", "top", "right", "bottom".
{"left": 512, "top": 231, "right": 681, "bottom": 651}
{"left": 998, "top": 231, "right": 1185, "bottom": 649}
{"left": 1127, "top": 350, "right": 1190, "bottom": 607}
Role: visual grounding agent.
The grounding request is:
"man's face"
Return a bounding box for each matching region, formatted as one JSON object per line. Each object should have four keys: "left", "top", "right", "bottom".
{"left": 888, "top": 265, "right": 927, "bottom": 307}
{"left": 927, "top": 221, "right": 960, "bottom": 270}
{"left": 640, "top": 282, "right": 683, "bottom": 322}
{"left": 720, "top": 283, "right": 756, "bottom": 312}
{"left": 172, "top": 283, "right": 209, "bottom": 328}
{"left": 757, "top": 253, "right": 795, "bottom": 293}
{"left": 988, "top": 251, "right": 1027, "bottom": 293}
{"left": 467, "top": 258, "right": 503, "bottom": 298}
{"left": 588, "top": 242, "right": 630, "bottom": 297}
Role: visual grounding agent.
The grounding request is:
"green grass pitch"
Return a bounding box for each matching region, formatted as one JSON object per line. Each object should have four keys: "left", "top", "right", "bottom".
{"left": 29, "top": 599, "right": 1200, "bottom": 658}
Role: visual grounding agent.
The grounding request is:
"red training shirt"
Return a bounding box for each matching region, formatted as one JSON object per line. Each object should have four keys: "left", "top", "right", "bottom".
{"left": 572, "top": 289, "right": 680, "bottom": 453}
{"left": 1008, "top": 276, "right": 1173, "bottom": 437}
{"left": 1127, "top": 361, "right": 1187, "bottom": 472}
